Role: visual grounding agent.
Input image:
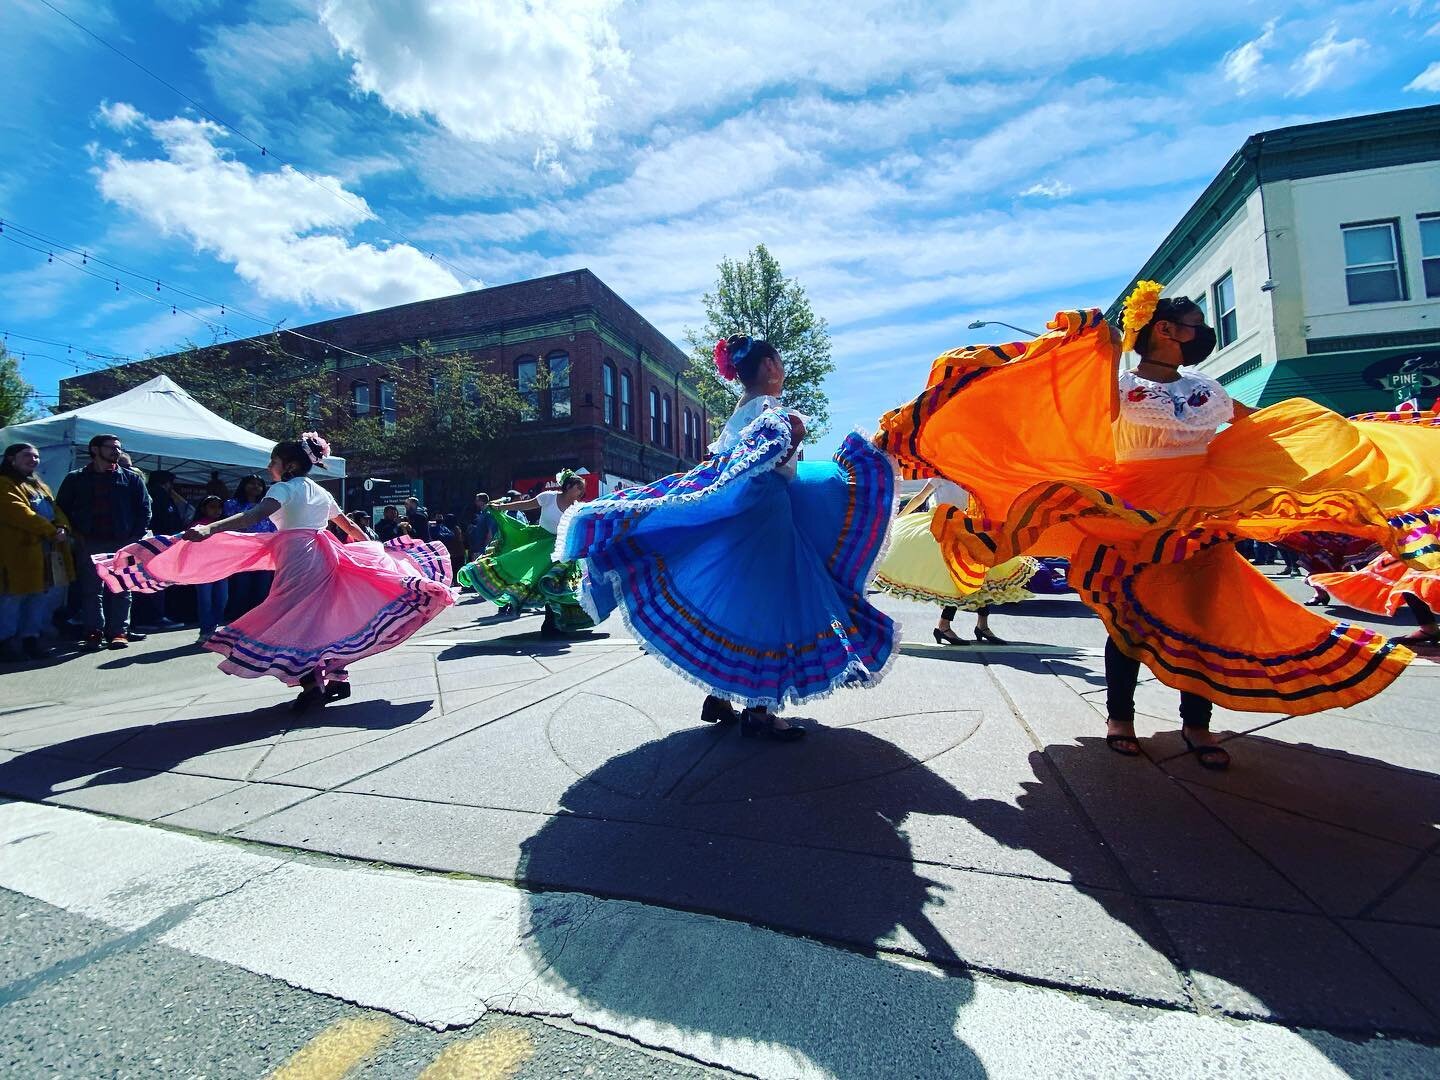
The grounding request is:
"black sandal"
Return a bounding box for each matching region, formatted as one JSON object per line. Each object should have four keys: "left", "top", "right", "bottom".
{"left": 1105, "top": 733, "right": 1141, "bottom": 756}
{"left": 740, "top": 708, "right": 806, "bottom": 742}
{"left": 1182, "top": 731, "right": 1231, "bottom": 771}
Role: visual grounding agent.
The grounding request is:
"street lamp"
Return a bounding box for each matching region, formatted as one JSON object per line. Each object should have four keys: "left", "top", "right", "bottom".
{"left": 968, "top": 319, "right": 1041, "bottom": 338}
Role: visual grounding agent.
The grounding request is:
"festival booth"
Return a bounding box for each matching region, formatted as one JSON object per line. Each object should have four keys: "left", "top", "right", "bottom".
{"left": 0, "top": 374, "right": 347, "bottom": 500}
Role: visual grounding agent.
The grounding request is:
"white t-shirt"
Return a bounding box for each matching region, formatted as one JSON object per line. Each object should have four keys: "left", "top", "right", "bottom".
{"left": 710, "top": 395, "right": 808, "bottom": 479}
{"left": 266, "top": 477, "right": 341, "bottom": 531}
{"left": 536, "top": 490, "right": 566, "bottom": 534}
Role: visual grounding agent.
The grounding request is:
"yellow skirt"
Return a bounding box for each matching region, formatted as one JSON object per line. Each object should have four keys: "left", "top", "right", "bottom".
{"left": 874, "top": 509, "right": 1038, "bottom": 609}
{"left": 876, "top": 310, "right": 1440, "bottom": 715}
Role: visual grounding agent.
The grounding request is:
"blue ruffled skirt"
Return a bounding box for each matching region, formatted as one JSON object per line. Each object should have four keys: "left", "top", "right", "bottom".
{"left": 555, "top": 411, "right": 897, "bottom": 707}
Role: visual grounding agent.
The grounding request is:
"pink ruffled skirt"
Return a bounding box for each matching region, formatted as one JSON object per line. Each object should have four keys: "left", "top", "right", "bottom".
{"left": 96, "top": 530, "right": 454, "bottom": 686}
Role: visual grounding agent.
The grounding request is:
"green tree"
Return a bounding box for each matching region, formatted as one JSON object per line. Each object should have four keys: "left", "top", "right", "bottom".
{"left": 0, "top": 344, "right": 40, "bottom": 427}
{"left": 341, "top": 342, "right": 523, "bottom": 481}
{"left": 63, "top": 335, "right": 334, "bottom": 441}
{"left": 684, "top": 243, "right": 835, "bottom": 439}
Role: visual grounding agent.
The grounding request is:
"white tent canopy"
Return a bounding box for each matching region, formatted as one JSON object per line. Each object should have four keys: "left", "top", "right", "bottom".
{"left": 1, "top": 375, "right": 346, "bottom": 494}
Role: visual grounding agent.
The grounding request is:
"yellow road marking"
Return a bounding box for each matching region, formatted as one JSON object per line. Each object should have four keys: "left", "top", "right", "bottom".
{"left": 417, "top": 1028, "right": 536, "bottom": 1080}
{"left": 265, "top": 1015, "right": 397, "bottom": 1080}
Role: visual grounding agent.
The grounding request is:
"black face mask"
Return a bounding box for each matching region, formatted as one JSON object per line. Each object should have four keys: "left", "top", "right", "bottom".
{"left": 1180, "top": 324, "right": 1217, "bottom": 366}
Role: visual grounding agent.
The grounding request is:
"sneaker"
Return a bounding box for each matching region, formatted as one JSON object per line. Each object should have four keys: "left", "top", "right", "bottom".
{"left": 83, "top": 631, "right": 107, "bottom": 651}
{"left": 108, "top": 635, "right": 130, "bottom": 649}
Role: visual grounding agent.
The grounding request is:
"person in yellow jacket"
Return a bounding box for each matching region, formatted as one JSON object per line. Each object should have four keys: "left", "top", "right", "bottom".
{"left": 0, "top": 442, "right": 76, "bottom": 660}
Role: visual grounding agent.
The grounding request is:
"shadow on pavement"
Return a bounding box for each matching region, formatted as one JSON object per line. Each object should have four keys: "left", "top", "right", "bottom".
{"left": 96, "top": 643, "right": 205, "bottom": 670}
{"left": 518, "top": 726, "right": 988, "bottom": 1078}
{"left": 0, "top": 700, "right": 432, "bottom": 801}
{"left": 516, "top": 722, "right": 1439, "bottom": 1072}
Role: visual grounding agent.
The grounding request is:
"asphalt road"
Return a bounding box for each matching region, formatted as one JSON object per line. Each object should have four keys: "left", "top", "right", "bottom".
{"left": 0, "top": 887, "right": 729, "bottom": 1080}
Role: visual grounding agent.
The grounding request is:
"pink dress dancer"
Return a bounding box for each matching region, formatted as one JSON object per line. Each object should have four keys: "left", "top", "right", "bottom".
{"left": 95, "top": 434, "right": 455, "bottom": 709}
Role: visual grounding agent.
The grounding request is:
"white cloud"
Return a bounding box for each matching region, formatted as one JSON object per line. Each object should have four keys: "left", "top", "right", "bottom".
{"left": 95, "top": 111, "right": 473, "bottom": 312}
{"left": 97, "top": 100, "right": 142, "bottom": 131}
{"left": 1019, "top": 180, "right": 1074, "bottom": 199}
{"left": 1222, "top": 18, "right": 1277, "bottom": 93}
{"left": 317, "top": 0, "right": 628, "bottom": 147}
{"left": 1289, "top": 25, "right": 1367, "bottom": 96}
{"left": 1406, "top": 61, "right": 1440, "bottom": 92}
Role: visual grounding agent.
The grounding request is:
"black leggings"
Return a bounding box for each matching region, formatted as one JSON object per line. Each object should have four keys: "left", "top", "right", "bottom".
{"left": 1402, "top": 593, "right": 1436, "bottom": 625}
{"left": 1104, "top": 637, "right": 1213, "bottom": 730}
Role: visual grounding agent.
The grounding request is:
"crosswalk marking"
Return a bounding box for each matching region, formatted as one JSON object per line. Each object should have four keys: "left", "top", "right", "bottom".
{"left": 265, "top": 1015, "right": 397, "bottom": 1080}
{"left": 417, "top": 1028, "right": 536, "bottom": 1080}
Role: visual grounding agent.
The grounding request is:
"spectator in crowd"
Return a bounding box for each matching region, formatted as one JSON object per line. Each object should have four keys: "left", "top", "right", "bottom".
{"left": 224, "top": 474, "right": 277, "bottom": 618}
{"left": 464, "top": 493, "right": 496, "bottom": 559}
{"left": 435, "top": 513, "right": 465, "bottom": 574}
{"left": 404, "top": 496, "right": 432, "bottom": 541}
{"left": 190, "top": 495, "right": 229, "bottom": 645}
{"left": 503, "top": 490, "right": 527, "bottom": 523}
{"left": 134, "top": 470, "right": 192, "bottom": 631}
{"left": 375, "top": 504, "right": 401, "bottom": 542}
{"left": 350, "top": 511, "right": 379, "bottom": 541}
{"left": 56, "top": 433, "right": 151, "bottom": 650}
{"left": 206, "top": 470, "right": 228, "bottom": 498}
{"left": 0, "top": 443, "right": 75, "bottom": 661}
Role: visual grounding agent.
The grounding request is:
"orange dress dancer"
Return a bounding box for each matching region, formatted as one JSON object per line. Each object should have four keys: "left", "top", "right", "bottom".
{"left": 876, "top": 290, "right": 1440, "bottom": 720}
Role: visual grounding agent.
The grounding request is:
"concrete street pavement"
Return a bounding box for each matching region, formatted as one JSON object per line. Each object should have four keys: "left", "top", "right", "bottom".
{"left": 1, "top": 580, "right": 1438, "bottom": 1077}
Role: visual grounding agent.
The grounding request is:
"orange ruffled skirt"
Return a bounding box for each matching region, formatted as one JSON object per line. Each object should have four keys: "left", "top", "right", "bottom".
{"left": 876, "top": 310, "right": 1440, "bottom": 715}
{"left": 1311, "top": 554, "right": 1439, "bottom": 617}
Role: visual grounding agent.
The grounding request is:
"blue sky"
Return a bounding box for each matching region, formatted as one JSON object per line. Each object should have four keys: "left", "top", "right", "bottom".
{"left": 3, "top": 0, "right": 1439, "bottom": 457}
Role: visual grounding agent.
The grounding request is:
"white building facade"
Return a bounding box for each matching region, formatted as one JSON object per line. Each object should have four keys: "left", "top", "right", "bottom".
{"left": 1108, "top": 106, "right": 1440, "bottom": 413}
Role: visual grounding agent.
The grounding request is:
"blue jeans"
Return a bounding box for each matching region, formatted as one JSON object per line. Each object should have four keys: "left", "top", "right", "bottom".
{"left": 0, "top": 585, "right": 66, "bottom": 641}
{"left": 195, "top": 580, "right": 229, "bottom": 636}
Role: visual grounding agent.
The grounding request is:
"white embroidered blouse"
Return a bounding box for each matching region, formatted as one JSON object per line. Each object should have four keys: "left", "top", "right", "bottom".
{"left": 1114, "top": 369, "right": 1235, "bottom": 462}
{"left": 710, "top": 395, "right": 803, "bottom": 478}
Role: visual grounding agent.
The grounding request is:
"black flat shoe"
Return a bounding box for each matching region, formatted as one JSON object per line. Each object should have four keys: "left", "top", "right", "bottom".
{"left": 1182, "top": 731, "right": 1231, "bottom": 771}
{"left": 701, "top": 695, "right": 738, "bottom": 725}
{"left": 323, "top": 682, "right": 351, "bottom": 703}
{"left": 974, "top": 627, "right": 1008, "bottom": 645}
{"left": 932, "top": 627, "right": 968, "bottom": 646}
{"left": 740, "top": 708, "right": 806, "bottom": 742}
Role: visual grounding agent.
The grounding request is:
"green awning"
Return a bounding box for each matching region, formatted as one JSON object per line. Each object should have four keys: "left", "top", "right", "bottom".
{"left": 1220, "top": 344, "right": 1440, "bottom": 415}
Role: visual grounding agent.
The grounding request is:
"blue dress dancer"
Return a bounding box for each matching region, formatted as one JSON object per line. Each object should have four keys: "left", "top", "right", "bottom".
{"left": 555, "top": 335, "right": 897, "bottom": 741}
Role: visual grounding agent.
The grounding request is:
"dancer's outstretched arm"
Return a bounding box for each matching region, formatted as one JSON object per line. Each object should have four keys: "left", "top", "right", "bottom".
{"left": 182, "top": 498, "right": 280, "bottom": 542}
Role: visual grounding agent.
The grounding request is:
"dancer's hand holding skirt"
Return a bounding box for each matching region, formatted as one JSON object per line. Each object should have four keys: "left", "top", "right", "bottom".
{"left": 876, "top": 309, "right": 1440, "bottom": 715}
{"left": 96, "top": 531, "right": 455, "bottom": 687}
{"left": 556, "top": 410, "right": 898, "bottom": 708}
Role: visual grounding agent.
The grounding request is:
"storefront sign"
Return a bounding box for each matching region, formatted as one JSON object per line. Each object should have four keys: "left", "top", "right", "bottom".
{"left": 511, "top": 472, "right": 601, "bottom": 500}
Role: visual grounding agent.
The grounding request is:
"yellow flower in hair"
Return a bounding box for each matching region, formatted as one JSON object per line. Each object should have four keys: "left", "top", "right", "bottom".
{"left": 1120, "top": 280, "right": 1165, "bottom": 354}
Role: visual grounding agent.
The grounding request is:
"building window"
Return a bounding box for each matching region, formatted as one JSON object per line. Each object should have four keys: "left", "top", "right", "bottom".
{"left": 1343, "top": 221, "right": 1406, "bottom": 305}
{"left": 1211, "top": 272, "right": 1238, "bottom": 349}
{"left": 351, "top": 381, "right": 371, "bottom": 417}
{"left": 546, "top": 351, "right": 571, "bottom": 419}
{"left": 620, "top": 371, "right": 633, "bottom": 432}
{"left": 1420, "top": 215, "right": 1440, "bottom": 299}
{"left": 515, "top": 357, "right": 538, "bottom": 421}
{"left": 1193, "top": 292, "right": 1209, "bottom": 325}
{"left": 603, "top": 361, "right": 617, "bottom": 425}
{"left": 662, "top": 395, "right": 673, "bottom": 448}
{"left": 378, "top": 379, "right": 396, "bottom": 425}
{"left": 306, "top": 392, "right": 321, "bottom": 420}
{"left": 649, "top": 387, "right": 661, "bottom": 444}
{"left": 681, "top": 408, "right": 691, "bottom": 457}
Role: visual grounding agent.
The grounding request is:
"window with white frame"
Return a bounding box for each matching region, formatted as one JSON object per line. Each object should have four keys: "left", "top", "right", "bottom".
{"left": 649, "top": 387, "right": 661, "bottom": 443}
{"left": 620, "top": 371, "right": 633, "bottom": 432}
{"left": 1193, "top": 291, "right": 1209, "bottom": 325}
{"left": 1343, "top": 221, "right": 1406, "bottom": 305}
{"left": 351, "top": 381, "right": 371, "bottom": 417}
{"left": 1212, "top": 272, "right": 1238, "bottom": 349}
{"left": 546, "top": 352, "right": 571, "bottom": 418}
{"left": 515, "top": 357, "right": 538, "bottom": 421}
{"left": 662, "top": 395, "right": 673, "bottom": 449}
{"left": 1420, "top": 215, "right": 1440, "bottom": 300}
{"left": 602, "top": 361, "right": 616, "bottom": 425}
{"left": 378, "top": 379, "right": 396, "bottom": 425}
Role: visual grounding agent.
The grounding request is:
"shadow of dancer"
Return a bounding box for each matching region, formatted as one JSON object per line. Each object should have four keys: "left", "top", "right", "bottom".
{"left": 0, "top": 699, "right": 431, "bottom": 803}
{"left": 516, "top": 726, "right": 987, "bottom": 1079}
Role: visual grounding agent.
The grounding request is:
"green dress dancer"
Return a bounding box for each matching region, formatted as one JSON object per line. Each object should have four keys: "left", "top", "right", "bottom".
{"left": 456, "top": 472, "right": 593, "bottom": 634}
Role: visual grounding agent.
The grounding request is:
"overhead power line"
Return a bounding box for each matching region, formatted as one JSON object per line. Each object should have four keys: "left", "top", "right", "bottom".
{"left": 35, "top": 0, "right": 473, "bottom": 283}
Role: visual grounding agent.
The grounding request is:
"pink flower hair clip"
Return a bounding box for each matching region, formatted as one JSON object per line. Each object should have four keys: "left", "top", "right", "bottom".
{"left": 300, "top": 431, "right": 330, "bottom": 465}
{"left": 713, "top": 338, "right": 737, "bottom": 381}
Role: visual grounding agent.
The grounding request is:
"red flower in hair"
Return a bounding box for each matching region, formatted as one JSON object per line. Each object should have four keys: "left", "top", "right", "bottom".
{"left": 713, "top": 339, "right": 737, "bottom": 381}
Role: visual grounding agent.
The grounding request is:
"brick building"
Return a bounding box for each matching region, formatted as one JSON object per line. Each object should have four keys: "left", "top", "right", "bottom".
{"left": 63, "top": 269, "right": 712, "bottom": 514}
